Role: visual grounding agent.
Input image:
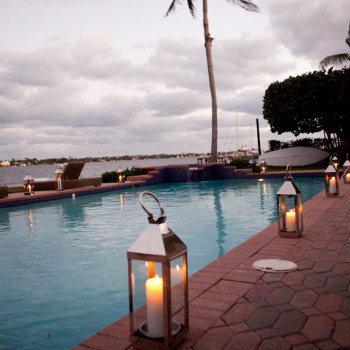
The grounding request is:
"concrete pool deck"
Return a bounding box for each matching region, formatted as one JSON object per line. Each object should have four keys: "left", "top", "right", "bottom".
{"left": 69, "top": 181, "right": 350, "bottom": 350}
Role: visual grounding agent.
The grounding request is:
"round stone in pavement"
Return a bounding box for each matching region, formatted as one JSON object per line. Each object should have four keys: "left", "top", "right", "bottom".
{"left": 315, "top": 293, "right": 343, "bottom": 314}
{"left": 290, "top": 290, "right": 319, "bottom": 309}
{"left": 341, "top": 297, "right": 350, "bottom": 317}
{"left": 223, "top": 331, "right": 261, "bottom": 350}
{"left": 258, "top": 336, "right": 292, "bottom": 350}
{"left": 301, "top": 315, "right": 335, "bottom": 343}
{"left": 303, "top": 273, "right": 328, "bottom": 289}
{"left": 325, "top": 276, "right": 350, "bottom": 293}
{"left": 222, "top": 302, "right": 255, "bottom": 325}
{"left": 265, "top": 286, "right": 296, "bottom": 305}
{"left": 247, "top": 305, "right": 281, "bottom": 330}
{"left": 273, "top": 310, "right": 307, "bottom": 336}
{"left": 332, "top": 319, "right": 350, "bottom": 349}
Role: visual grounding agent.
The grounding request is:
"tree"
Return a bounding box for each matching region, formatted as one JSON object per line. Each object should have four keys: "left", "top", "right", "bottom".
{"left": 263, "top": 68, "right": 350, "bottom": 157}
{"left": 319, "top": 21, "right": 350, "bottom": 70}
{"left": 166, "top": 0, "right": 259, "bottom": 162}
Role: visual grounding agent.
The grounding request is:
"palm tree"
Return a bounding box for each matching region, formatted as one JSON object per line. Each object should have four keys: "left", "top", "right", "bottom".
{"left": 166, "top": 0, "right": 259, "bottom": 162}
{"left": 319, "top": 21, "right": 350, "bottom": 70}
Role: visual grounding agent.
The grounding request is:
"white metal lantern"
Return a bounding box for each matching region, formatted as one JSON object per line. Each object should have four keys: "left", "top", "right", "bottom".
{"left": 343, "top": 154, "right": 350, "bottom": 184}
{"left": 332, "top": 154, "right": 339, "bottom": 170}
{"left": 117, "top": 168, "right": 125, "bottom": 182}
{"left": 23, "top": 173, "right": 35, "bottom": 195}
{"left": 127, "top": 192, "right": 188, "bottom": 349}
{"left": 55, "top": 168, "right": 64, "bottom": 191}
{"left": 276, "top": 165, "right": 303, "bottom": 238}
{"left": 325, "top": 159, "right": 339, "bottom": 196}
{"left": 260, "top": 159, "right": 267, "bottom": 173}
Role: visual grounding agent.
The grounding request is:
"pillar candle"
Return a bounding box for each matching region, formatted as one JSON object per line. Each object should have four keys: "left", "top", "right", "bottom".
{"left": 329, "top": 177, "right": 336, "bottom": 193}
{"left": 146, "top": 275, "right": 163, "bottom": 337}
{"left": 286, "top": 209, "right": 296, "bottom": 232}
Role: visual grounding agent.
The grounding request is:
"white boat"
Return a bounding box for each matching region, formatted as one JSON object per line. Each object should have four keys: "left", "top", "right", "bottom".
{"left": 258, "top": 147, "right": 329, "bottom": 167}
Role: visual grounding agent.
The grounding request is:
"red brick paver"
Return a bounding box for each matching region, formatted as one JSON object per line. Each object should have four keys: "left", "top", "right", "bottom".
{"left": 71, "top": 182, "right": 350, "bottom": 350}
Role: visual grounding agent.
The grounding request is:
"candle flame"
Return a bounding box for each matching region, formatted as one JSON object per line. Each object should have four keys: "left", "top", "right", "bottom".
{"left": 176, "top": 264, "right": 180, "bottom": 271}
{"left": 145, "top": 261, "right": 148, "bottom": 267}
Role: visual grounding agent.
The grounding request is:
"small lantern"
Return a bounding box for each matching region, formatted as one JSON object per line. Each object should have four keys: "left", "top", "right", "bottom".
{"left": 55, "top": 168, "right": 64, "bottom": 191}
{"left": 117, "top": 168, "right": 124, "bottom": 182}
{"left": 325, "top": 158, "right": 339, "bottom": 195}
{"left": 127, "top": 192, "right": 188, "bottom": 349}
{"left": 343, "top": 154, "right": 350, "bottom": 184}
{"left": 276, "top": 165, "right": 303, "bottom": 238}
{"left": 23, "top": 173, "right": 35, "bottom": 195}
{"left": 260, "top": 159, "right": 267, "bottom": 173}
{"left": 332, "top": 154, "right": 339, "bottom": 170}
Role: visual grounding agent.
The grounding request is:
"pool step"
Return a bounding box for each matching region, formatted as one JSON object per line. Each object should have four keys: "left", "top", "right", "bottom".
{"left": 126, "top": 170, "right": 160, "bottom": 185}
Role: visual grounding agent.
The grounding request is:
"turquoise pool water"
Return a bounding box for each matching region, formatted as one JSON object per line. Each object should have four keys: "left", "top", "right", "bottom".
{"left": 0, "top": 178, "right": 324, "bottom": 349}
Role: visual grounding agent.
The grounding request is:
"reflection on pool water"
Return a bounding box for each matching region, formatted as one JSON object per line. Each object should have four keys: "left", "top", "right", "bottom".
{"left": 0, "top": 178, "right": 324, "bottom": 349}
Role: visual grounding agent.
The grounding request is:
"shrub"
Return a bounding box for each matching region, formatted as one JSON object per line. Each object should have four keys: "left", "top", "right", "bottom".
{"left": 228, "top": 158, "right": 260, "bottom": 173}
{"left": 101, "top": 167, "right": 146, "bottom": 183}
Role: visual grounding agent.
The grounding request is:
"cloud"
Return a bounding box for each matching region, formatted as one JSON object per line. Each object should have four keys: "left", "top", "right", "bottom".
{"left": 263, "top": 0, "right": 350, "bottom": 62}
{"left": 0, "top": 0, "right": 349, "bottom": 159}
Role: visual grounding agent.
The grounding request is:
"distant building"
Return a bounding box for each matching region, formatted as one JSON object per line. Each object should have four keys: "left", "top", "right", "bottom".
{"left": 0, "top": 161, "right": 11, "bottom": 167}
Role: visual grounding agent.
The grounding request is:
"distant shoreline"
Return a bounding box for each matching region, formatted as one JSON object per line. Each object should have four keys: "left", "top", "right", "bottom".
{"left": 0, "top": 157, "right": 198, "bottom": 186}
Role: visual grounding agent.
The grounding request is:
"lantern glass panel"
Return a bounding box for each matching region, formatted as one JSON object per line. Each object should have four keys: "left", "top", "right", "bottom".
{"left": 277, "top": 195, "right": 303, "bottom": 235}
{"left": 344, "top": 167, "right": 350, "bottom": 184}
{"left": 170, "top": 256, "right": 186, "bottom": 328}
{"left": 325, "top": 171, "right": 339, "bottom": 195}
{"left": 131, "top": 260, "right": 163, "bottom": 312}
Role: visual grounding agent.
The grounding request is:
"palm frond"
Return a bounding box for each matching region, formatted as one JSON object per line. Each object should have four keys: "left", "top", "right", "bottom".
{"left": 226, "top": 0, "right": 260, "bottom": 12}
{"left": 187, "top": 0, "right": 195, "bottom": 17}
{"left": 165, "top": 0, "right": 178, "bottom": 17}
{"left": 166, "top": 0, "right": 195, "bottom": 18}
{"left": 319, "top": 53, "right": 350, "bottom": 70}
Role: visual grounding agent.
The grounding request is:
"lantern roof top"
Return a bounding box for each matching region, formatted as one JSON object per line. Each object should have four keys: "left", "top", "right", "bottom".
{"left": 127, "top": 192, "right": 187, "bottom": 260}
{"left": 127, "top": 223, "right": 186, "bottom": 259}
{"left": 325, "top": 164, "right": 337, "bottom": 173}
{"left": 343, "top": 160, "right": 350, "bottom": 167}
{"left": 23, "top": 173, "right": 33, "bottom": 181}
{"left": 277, "top": 178, "right": 301, "bottom": 196}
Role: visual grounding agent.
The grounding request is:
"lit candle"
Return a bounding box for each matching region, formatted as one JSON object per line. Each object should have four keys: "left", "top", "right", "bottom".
{"left": 346, "top": 173, "right": 350, "bottom": 180}
{"left": 329, "top": 177, "right": 336, "bottom": 193}
{"left": 28, "top": 184, "right": 32, "bottom": 194}
{"left": 146, "top": 275, "right": 163, "bottom": 337}
{"left": 119, "top": 175, "right": 122, "bottom": 182}
{"left": 286, "top": 209, "right": 296, "bottom": 232}
{"left": 57, "top": 177, "right": 62, "bottom": 190}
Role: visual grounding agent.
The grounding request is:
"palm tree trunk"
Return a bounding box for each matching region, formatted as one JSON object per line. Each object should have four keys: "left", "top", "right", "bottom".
{"left": 203, "top": 0, "right": 218, "bottom": 163}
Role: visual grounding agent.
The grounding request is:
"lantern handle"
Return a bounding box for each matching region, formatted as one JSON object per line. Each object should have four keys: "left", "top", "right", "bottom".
{"left": 139, "top": 191, "right": 166, "bottom": 224}
{"left": 286, "top": 164, "right": 292, "bottom": 179}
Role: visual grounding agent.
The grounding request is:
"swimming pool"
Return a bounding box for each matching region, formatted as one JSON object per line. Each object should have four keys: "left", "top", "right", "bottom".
{"left": 0, "top": 177, "right": 324, "bottom": 349}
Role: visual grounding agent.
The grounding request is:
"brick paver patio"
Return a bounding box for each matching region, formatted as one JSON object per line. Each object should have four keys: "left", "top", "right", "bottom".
{"left": 68, "top": 181, "right": 349, "bottom": 349}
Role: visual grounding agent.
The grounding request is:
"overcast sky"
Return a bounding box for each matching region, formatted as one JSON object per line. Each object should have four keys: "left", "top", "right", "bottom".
{"left": 0, "top": 0, "right": 349, "bottom": 160}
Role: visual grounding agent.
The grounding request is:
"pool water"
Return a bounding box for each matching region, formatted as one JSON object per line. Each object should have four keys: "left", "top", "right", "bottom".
{"left": 0, "top": 178, "right": 324, "bottom": 349}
